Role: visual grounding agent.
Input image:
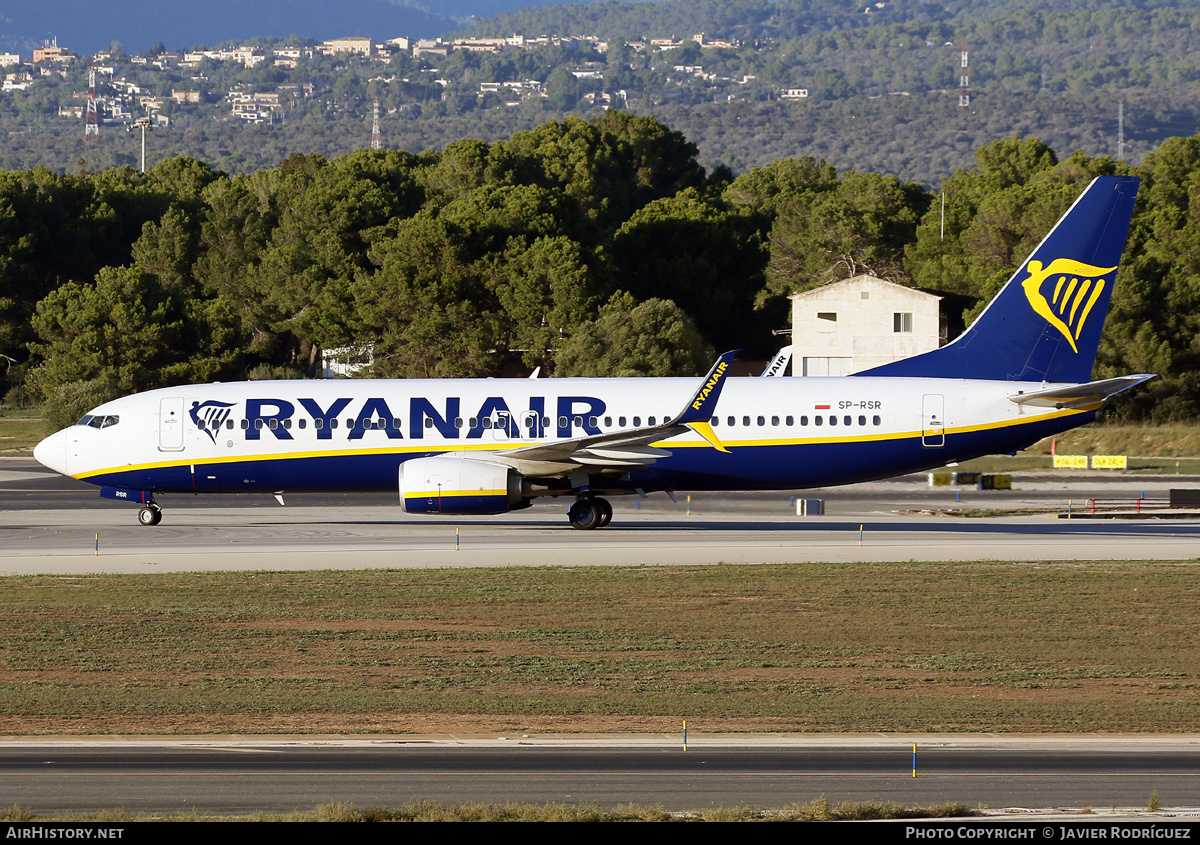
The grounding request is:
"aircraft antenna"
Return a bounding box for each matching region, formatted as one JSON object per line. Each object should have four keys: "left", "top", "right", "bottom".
{"left": 84, "top": 57, "right": 99, "bottom": 140}
{"left": 370, "top": 96, "right": 382, "bottom": 150}
{"left": 958, "top": 43, "right": 969, "bottom": 115}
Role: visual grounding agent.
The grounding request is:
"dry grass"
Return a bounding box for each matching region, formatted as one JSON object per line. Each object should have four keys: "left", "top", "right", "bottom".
{"left": 0, "top": 563, "right": 1198, "bottom": 735}
{"left": 0, "top": 798, "right": 976, "bottom": 821}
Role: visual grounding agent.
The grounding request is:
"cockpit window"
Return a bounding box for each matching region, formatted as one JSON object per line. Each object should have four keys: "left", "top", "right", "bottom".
{"left": 79, "top": 415, "right": 119, "bottom": 429}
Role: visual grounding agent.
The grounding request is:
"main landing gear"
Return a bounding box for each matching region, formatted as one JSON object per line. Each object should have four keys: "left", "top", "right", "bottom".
{"left": 137, "top": 503, "right": 163, "bottom": 526}
{"left": 567, "top": 497, "right": 613, "bottom": 530}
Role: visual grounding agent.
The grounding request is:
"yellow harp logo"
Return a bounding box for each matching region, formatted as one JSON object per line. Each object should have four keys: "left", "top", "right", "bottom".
{"left": 1020, "top": 258, "right": 1116, "bottom": 354}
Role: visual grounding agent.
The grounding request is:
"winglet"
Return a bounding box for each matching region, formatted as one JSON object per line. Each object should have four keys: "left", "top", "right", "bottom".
{"left": 674, "top": 350, "right": 739, "bottom": 451}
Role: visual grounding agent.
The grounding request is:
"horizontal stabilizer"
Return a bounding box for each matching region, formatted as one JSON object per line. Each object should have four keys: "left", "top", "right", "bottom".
{"left": 1008, "top": 374, "right": 1155, "bottom": 410}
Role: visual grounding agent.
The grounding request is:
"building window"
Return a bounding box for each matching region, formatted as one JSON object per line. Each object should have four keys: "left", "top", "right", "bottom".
{"left": 817, "top": 312, "right": 837, "bottom": 332}
{"left": 894, "top": 312, "right": 913, "bottom": 333}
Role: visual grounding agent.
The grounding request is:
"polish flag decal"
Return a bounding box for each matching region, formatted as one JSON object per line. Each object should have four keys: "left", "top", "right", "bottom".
{"left": 815, "top": 404, "right": 831, "bottom": 410}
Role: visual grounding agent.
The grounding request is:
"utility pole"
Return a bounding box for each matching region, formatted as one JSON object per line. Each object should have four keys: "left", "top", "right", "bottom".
{"left": 1117, "top": 101, "right": 1125, "bottom": 161}
{"left": 127, "top": 116, "right": 152, "bottom": 172}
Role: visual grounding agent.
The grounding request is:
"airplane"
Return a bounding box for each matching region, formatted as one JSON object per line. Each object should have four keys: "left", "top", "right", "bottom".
{"left": 33, "top": 175, "right": 1151, "bottom": 530}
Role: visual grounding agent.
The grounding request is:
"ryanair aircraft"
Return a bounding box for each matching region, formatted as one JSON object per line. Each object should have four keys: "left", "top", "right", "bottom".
{"left": 34, "top": 176, "right": 1150, "bottom": 530}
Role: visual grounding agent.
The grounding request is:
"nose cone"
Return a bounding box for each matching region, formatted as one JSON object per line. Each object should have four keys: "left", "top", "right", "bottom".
{"left": 33, "top": 429, "right": 70, "bottom": 477}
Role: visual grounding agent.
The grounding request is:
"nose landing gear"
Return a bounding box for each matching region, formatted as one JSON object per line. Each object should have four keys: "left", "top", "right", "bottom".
{"left": 137, "top": 503, "right": 163, "bottom": 526}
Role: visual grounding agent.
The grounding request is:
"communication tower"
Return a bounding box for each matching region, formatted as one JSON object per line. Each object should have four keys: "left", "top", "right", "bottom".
{"left": 370, "top": 97, "right": 381, "bottom": 150}
{"left": 84, "top": 57, "right": 99, "bottom": 140}
{"left": 958, "top": 43, "right": 970, "bottom": 114}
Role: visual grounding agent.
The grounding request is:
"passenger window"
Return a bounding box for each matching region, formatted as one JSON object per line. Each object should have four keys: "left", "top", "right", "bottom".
{"left": 268, "top": 419, "right": 278, "bottom": 429}
{"left": 619, "top": 416, "right": 627, "bottom": 427}
{"left": 254, "top": 419, "right": 264, "bottom": 429}
{"left": 786, "top": 416, "right": 794, "bottom": 426}
{"left": 710, "top": 417, "right": 718, "bottom": 426}
{"left": 298, "top": 419, "right": 307, "bottom": 430}
{"left": 454, "top": 417, "right": 464, "bottom": 429}
{"left": 815, "top": 416, "right": 823, "bottom": 426}
{"left": 844, "top": 415, "right": 852, "bottom": 426}
{"left": 771, "top": 416, "right": 779, "bottom": 426}
{"left": 589, "top": 416, "right": 598, "bottom": 427}
{"left": 331, "top": 419, "right": 339, "bottom": 429}
{"left": 873, "top": 415, "right": 882, "bottom": 426}
{"left": 648, "top": 416, "right": 656, "bottom": 426}
{"left": 742, "top": 416, "right": 750, "bottom": 426}
{"left": 283, "top": 419, "right": 291, "bottom": 429}
{"left": 314, "top": 419, "right": 324, "bottom": 430}
{"left": 858, "top": 415, "right": 866, "bottom": 426}
{"left": 558, "top": 416, "right": 568, "bottom": 429}
{"left": 757, "top": 416, "right": 765, "bottom": 426}
{"left": 226, "top": 420, "right": 234, "bottom": 430}
{"left": 573, "top": 415, "right": 583, "bottom": 427}
{"left": 469, "top": 417, "right": 478, "bottom": 428}
{"left": 393, "top": 418, "right": 402, "bottom": 429}
{"left": 605, "top": 416, "right": 612, "bottom": 427}
{"left": 727, "top": 416, "right": 735, "bottom": 426}
{"left": 633, "top": 416, "right": 641, "bottom": 426}
{"left": 800, "top": 416, "right": 807, "bottom": 426}
{"left": 829, "top": 416, "right": 837, "bottom": 426}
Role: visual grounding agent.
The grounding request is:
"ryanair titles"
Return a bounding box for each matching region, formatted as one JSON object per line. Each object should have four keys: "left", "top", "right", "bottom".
{"left": 190, "top": 396, "right": 608, "bottom": 443}
{"left": 690, "top": 361, "right": 729, "bottom": 412}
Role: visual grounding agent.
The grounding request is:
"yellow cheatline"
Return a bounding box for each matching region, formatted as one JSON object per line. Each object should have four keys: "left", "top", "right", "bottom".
{"left": 403, "top": 489, "right": 507, "bottom": 499}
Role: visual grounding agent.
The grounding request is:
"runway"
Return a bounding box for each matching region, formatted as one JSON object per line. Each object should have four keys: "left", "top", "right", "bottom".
{"left": 2, "top": 736, "right": 1199, "bottom": 816}
{"left": 1, "top": 460, "right": 1197, "bottom": 574}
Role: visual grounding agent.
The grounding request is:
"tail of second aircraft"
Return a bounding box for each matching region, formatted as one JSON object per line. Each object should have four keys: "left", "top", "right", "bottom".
{"left": 856, "top": 175, "right": 1140, "bottom": 384}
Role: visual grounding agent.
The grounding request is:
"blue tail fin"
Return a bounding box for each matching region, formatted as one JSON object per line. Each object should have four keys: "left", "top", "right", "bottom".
{"left": 855, "top": 175, "right": 1139, "bottom": 383}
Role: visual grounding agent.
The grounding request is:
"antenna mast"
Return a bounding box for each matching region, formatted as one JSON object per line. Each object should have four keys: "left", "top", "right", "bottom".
{"left": 958, "top": 43, "right": 970, "bottom": 115}
{"left": 84, "top": 57, "right": 99, "bottom": 140}
{"left": 370, "top": 97, "right": 381, "bottom": 150}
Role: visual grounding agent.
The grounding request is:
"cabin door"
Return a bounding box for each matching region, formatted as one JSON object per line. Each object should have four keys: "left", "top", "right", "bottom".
{"left": 921, "top": 394, "right": 945, "bottom": 448}
{"left": 158, "top": 397, "right": 186, "bottom": 452}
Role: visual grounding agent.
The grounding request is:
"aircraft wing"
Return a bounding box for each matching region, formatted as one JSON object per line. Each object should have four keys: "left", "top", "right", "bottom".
{"left": 1008, "top": 374, "right": 1155, "bottom": 410}
{"left": 490, "top": 350, "right": 739, "bottom": 473}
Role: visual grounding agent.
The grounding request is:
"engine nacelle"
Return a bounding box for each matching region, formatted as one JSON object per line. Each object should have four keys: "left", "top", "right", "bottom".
{"left": 399, "top": 455, "right": 524, "bottom": 515}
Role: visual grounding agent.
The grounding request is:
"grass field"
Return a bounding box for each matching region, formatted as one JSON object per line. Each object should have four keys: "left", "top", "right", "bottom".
{"left": 1, "top": 563, "right": 1197, "bottom": 736}
{"left": 0, "top": 410, "right": 41, "bottom": 456}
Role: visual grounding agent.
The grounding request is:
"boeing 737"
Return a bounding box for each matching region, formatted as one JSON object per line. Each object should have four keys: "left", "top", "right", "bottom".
{"left": 34, "top": 175, "right": 1150, "bottom": 530}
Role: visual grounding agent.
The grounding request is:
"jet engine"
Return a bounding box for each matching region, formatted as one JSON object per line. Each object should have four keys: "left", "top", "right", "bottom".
{"left": 399, "top": 455, "right": 526, "bottom": 515}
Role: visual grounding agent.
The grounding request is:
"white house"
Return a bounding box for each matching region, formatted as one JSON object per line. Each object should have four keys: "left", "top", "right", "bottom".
{"left": 789, "top": 275, "right": 943, "bottom": 376}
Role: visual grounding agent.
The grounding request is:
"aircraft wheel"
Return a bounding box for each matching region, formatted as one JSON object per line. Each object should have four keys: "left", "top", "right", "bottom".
{"left": 138, "top": 506, "right": 162, "bottom": 526}
{"left": 596, "top": 498, "right": 613, "bottom": 528}
{"left": 568, "top": 499, "right": 601, "bottom": 530}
